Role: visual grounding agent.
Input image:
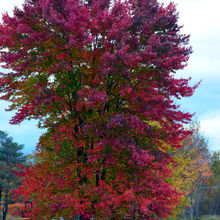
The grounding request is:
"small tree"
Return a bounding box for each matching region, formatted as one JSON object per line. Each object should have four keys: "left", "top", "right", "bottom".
{"left": 198, "top": 152, "right": 220, "bottom": 216}
{"left": 0, "top": 131, "right": 25, "bottom": 220}
{"left": 0, "top": 0, "right": 198, "bottom": 218}
{"left": 171, "top": 122, "right": 212, "bottom": 219}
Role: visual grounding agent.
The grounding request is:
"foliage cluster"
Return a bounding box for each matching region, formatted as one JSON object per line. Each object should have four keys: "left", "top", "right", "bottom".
{"left": 0, "top": 0, "right": 200, "bottom": 219}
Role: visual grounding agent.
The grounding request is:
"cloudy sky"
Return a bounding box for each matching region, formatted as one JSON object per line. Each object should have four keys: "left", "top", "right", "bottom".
{"left": 161, "top": 0, "right": 220, "bottom": 153}
{"left": 0, "top": 0, "right": 220, "bottom": 154}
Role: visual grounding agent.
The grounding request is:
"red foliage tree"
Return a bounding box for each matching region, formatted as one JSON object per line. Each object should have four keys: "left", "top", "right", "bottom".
{"left": 0, "top": 0, "right": 197, "bottom": 219}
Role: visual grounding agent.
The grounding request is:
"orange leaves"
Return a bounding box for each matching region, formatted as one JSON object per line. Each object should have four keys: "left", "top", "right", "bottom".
{"left": 167, "top": 124, "right": 212, "bottom": 218}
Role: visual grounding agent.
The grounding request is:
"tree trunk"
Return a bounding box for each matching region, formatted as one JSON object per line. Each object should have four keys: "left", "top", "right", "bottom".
{"left": 2, "top": 204, "right": 8, "bottom": 220}
{"left": 214, "top": 196, "right": 219, "bottom": 215}
{"left": 195, "top": 187, "right": 202, "bottom": 219}
{"left": 0, "top": 184, "right": 2, "bottom": 206}
{"left": 189, "top": 190, "right": 196, "bottom": 219}
{"left": 2, "top": 192, "right": 8, "bottom": 220}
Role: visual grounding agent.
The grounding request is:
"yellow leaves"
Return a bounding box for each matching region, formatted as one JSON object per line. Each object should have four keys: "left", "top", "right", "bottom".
{"left": 167, "top": 134, "right": 212, "bottom": 218}
{"left": 174, "top": 147, "right": 211, "bottom": 191}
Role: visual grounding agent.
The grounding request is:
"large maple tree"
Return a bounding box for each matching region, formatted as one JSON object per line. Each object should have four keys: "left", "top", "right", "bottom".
{"left": 0, "top": 0, "right": 198, "bottom": 219}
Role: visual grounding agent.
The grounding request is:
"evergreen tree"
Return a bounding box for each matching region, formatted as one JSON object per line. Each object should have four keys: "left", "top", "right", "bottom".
{"left": 0, "top": 130, "right": 25, "bottom": 220}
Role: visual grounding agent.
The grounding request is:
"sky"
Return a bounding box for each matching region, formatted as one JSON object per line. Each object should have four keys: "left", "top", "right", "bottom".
{"left": 0, "top": 0, "right": 220, "bottom": 154}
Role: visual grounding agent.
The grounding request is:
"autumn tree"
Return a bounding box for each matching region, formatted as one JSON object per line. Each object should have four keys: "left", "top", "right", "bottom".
{"left": 167, "top": 122, "right": 212, "bottom": 219}
{"left": 181, "top": 123, "right": 212, "bottom": 219}
{"left": 0, "top": 131, "right": 25, "bottom": 220}
{"left": 0, "top": 0, "right": 197, "bottom": 219}
{"left": 197, "top": 151, "right": 220, "bottom": 216}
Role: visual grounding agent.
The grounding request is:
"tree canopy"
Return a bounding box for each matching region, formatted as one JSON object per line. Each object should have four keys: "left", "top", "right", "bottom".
{"left": 0, "top": 0, "right": 198, "bottom": 219}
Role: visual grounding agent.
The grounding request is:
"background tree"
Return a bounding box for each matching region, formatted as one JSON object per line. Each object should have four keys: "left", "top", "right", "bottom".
{"left": 183, "top": 123, "right": 212, "bottom": 219}
{"left": 25, "top": 151, "right": 42, "bottom": 166}
{"left": 196, "top": 151, "right": 220, "bottom": 217}
{"left": 0, "top": 0, "right": 197, "bottom": 218}
{"left": 0, "top": 130, "right": 25, "bottom": 220}
{"left": 168, "top": 122, "right": 212, "bottom": 219}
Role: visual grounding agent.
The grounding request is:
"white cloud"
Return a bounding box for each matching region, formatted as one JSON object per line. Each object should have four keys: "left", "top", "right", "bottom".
{"left": 0, "top": 0, "right": 24, "bottom": 11}
{"left": 0, "top": 0, "right": 24, "bottom": 22}
{"left": 160, "top": 0, "right": 220, "bottom": 152}
{"left": 161, "top": 0, "right": 220, "bottom": 36}
{"left": 184, "top": 55, "right": 220, "bottom": 80}
{"left": 200, "top": 111, "right": 220, "bottom": 152}
{"left": 160, "top": 0, "right": 220, "bottom": 80}
{"left": 177, "top": 0, "right": 220, "bottom": 37}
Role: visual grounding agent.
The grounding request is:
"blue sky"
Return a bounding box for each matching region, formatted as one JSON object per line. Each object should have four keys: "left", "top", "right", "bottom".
{"left": 0, "top": 0, "right": 220, "bottom": 154}
{"left": 161, "top": 0, "right": 220, "bottom": 153}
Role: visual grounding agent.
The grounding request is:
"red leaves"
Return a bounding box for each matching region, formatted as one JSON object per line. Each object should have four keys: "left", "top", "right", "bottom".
{"left": 56, "top": 51, "right": 69, "bottom": 60}
{"left": 0, "top": 0, "right": 197, "bottom": 218}
{"left": 131, "top": 148, "right": 154, "bottom": 167}
{"left": 16, "top": 23, "right": 32, "bottom": 33}
{"left": 77, "top": 87, "right": 109, "bottom": 111}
